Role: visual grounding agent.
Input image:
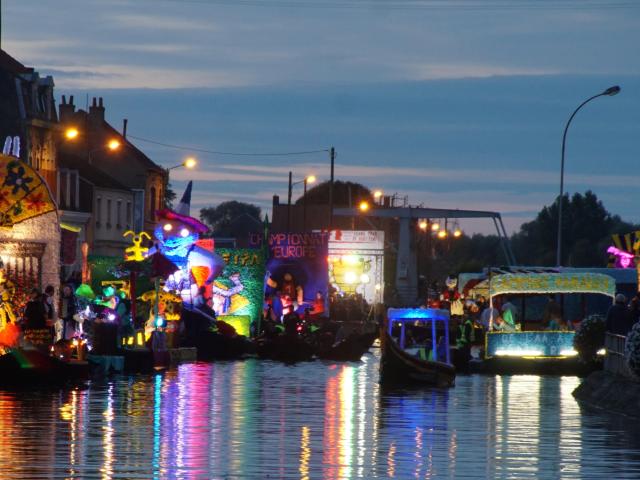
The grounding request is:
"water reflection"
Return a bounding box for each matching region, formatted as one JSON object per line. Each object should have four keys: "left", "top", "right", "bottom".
{"left": 2, "top": 353, "right": 640, "bottom": 478}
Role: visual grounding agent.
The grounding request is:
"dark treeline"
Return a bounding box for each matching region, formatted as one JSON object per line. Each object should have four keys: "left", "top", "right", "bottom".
{"left": 438, "top": 191, "right": 638, "bottom": 275}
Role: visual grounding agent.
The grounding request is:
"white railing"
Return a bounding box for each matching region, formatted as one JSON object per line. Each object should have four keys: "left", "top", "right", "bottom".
{"left": 604, "top": 332, "right": 632, "bottom": 378}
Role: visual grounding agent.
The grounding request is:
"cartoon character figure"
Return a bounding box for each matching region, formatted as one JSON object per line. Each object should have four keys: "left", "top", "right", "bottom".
{"left": 124, "top": 230, "right": 150, "bottom": 261}
{"left": 150, "top": 182, "right": 225, "bottom": 305}
{"left": 211, "top": 272, "right": 245, "bottom": 316}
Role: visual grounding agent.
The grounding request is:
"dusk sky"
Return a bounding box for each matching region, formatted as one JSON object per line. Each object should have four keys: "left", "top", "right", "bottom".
{"left": 4, "top": 0, "right": 640, "bottom": 234}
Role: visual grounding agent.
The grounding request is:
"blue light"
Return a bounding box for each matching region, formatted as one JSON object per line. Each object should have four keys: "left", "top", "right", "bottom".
{"left": 155, "top": 317, "right": 164, "bottom": 328}
{"left": 387, "top": 308, "right": 450, "bottom": 323}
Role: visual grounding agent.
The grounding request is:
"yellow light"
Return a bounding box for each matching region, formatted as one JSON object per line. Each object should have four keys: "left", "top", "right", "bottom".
{"left": 306, "top": 175, "right": 316, "bottom": 184}
{"left": 431, "top": 223, "right": 440, "bottom": 231}
{"left": 184, "top": 157, "right": 197, "bottom": 169}
{"left": 560, "top": 349, "right": 578, "bottom": 356}
{"left": 65, "top": 128, "right": 79, "bottom": 140}
{"left": 163, "top": 223, "right": 173, "bottom": 232}
{"left": 359, "top": 201, "right": 370, "bottom": 212}
{"left": 373, "top": 190, "right": 383, "bottom": 199}
{"left": 437, "top": 230, "right": 447, "bottom": 239}
{"left": 418, "top": 220, "right": 428, "bottom": 230}
{"left": 453, "top": 229, "right": 462, "bottom": 238}
{"left": 107, "top": 139, "right": 121, "bottom": 151}
{"left": 345, "top": 271, "right": 357, "bottom": 284}
{"left": 360, "top": 273, "right": 370, "bottom": 284}
{"left": 342, "top": 255, "right": 359, "bottom": 265}
{"left": 597, "top": 348, "right": 606, "bottom": 356}
{"left": 495, "top": 349, "right": 543, "bottom": 357}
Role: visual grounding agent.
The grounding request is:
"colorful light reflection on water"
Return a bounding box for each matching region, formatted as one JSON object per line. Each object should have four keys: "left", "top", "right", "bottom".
{"left": 2, "top": 352, "right": 640, "bottom": 478}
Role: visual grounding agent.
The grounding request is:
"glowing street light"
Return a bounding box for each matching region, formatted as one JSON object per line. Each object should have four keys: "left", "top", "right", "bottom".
{"left": 373, "top": 189, "right": 383, "bottom": 200}
{"left": 453, "top": 229, "right": 462, "bottom": 238}
{"left": 107, "top": 139, "right": 121, "bottom": 151}
{"left": 65, "top": 127, "right": 79, "bottom": 140}
{"left": 306, "top": 175, "right": 317, "bottom": 184}
{"left": 184, "top": 157, "right": 197, "bottom": 169}
{"left": 418, "top": 220, "right": 428, "bottom": 231}
{"left": 431, "top": 222, "right": 440, "bottom": 232}
{"left": 437, "top": 230, "right": 447, "bottom": 239}
{"left": 168, "top": 157, "right": 198, "bottom": 170}
{"left": 359, "top": 201, "right": 370, "bottom": 213}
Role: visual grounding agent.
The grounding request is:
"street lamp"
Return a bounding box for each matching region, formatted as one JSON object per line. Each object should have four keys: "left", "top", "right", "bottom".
{"left": 168, "top": 157, "right": 197, "bottom": 171}
{"left": 556, "top": 85, "right": 620, "bottom": 266}
{"left": 65, "top": 127, "right": 79, "bottom": 140}
{"left": 287, "top": 172, "right": 316, "bottom": 232}
{"left": 358, "top": 200, "right": 370, "bottom": 212}
{"left": 107, "top": 139, "right": 121, "bottom": 151}
{"left": 418, "top": 219, "right": 428, "bottom": 231}
{"left": 373, "top": 190, "right": 383, "bottom": 204}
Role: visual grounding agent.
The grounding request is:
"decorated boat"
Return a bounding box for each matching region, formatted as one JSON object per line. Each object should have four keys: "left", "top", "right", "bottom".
{"left": 380, "top": 308, "right": 455, "bottom": 387}
{"left": 478, "top": 271, "right": 614, "bottom": 375}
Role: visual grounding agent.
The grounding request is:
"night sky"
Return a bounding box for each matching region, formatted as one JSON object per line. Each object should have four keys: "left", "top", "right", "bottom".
{"left": 5, "top": 0, "right": 640, "bottom": 233}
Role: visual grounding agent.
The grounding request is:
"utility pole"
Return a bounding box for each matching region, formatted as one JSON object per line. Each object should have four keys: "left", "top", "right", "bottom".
{"left": 329, "top": 146, "right": 335, "bottom": 231}
{"left": 287, "top": 170, "right": 292, "bottom": 232}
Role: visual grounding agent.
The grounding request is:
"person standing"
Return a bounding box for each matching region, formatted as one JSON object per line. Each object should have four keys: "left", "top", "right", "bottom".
{"left": 606, "top": 294, "right": 634, "bottom": 336}
{"left": 43, "top": 284, "right": 59, "bottom": 343}
{"left": 60, "top": 284, "right": 78, "bottom": 339}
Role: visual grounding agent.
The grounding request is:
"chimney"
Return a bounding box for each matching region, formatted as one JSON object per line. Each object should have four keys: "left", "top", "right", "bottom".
{"left": 59, "top": 94, "right": 76, "bottom": 123}
{"left": 122, "top": 118, "right": 128, "bottom": 139}
{"left": 88, "top": 96, "right": 105, "bottom": 128}
{"left": 273, "top": 194, "right": 280, "bottom": 208}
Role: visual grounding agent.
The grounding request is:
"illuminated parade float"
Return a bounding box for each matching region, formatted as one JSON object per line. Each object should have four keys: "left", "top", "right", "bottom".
{"left": 481, "top": 271, "right": 615, "bottom": 374}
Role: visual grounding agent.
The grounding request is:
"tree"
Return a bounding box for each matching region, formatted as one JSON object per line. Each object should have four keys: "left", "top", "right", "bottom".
{"left": 511, "top": 190, "right": 637, "bottom": 267}
{"left": 164, "top": 184, "right": 177, "bottom": 209}
{"left": 200, "top": 201, "right": 262, "bottom": 240}
{"left": 294, "top": 180, "right": 373, "bottom": 206}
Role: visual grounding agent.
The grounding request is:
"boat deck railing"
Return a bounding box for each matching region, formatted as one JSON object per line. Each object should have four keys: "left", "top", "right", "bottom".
{"left": 604, "top": 332, "right": 632, "bottom": 378}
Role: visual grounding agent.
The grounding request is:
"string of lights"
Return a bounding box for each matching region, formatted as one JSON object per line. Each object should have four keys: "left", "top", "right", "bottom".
{"left": 127, "top": 134, "right": 330, "bottom": 157}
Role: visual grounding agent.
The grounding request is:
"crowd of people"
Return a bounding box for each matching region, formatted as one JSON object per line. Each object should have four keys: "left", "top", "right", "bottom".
{"left": 605, "top": 292, "right": 640, "bottom": 336}
{"left": 21, "top": 284, "right": 79, "bottom": 347}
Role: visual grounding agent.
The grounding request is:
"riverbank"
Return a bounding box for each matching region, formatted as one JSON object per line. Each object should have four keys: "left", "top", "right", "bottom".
{"left": 573, "top": 370, "right": 640, "bottom": 419}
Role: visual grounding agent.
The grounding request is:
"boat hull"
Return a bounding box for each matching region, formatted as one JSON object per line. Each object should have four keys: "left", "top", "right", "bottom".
{"left": 380, "top": 331, "right": 455, "bottom": 388}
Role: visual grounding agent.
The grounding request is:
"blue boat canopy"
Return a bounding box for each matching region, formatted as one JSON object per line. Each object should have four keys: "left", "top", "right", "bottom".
{"left": 387, "top": 308, "right": 450, "bottom": 323}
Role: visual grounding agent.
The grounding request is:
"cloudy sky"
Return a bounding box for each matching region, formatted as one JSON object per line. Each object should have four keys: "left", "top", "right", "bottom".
{"left": 4, "top": 0, "right": 640, "bottom": 234}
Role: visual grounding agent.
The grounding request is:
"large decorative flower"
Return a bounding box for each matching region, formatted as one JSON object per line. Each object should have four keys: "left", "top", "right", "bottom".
{"left": 3, "top": 165, "right": 33, "bottom": 195}
{"left": 0, "top": 189, "right": 10, "bottom": 207}
{"left": 24, "top": 191, "right": 47, "bottom": 212}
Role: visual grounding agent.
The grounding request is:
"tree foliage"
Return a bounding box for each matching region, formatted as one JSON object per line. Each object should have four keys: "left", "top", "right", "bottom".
{"left": 511, "top": 191, "right": 636, "bottom": 267}
{"left": 200, "top": 201, "right": 262, "bottom": 239}
{"left": 294, "top": 180, "right": 373, "bottom": 206}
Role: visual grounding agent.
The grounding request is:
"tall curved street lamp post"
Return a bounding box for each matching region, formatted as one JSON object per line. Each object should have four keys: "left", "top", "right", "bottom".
{"left": 556, "top": 85, "right": 620, "bottom": 267}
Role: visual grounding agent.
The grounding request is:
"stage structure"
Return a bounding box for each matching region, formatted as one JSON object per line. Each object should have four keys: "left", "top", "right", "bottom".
{"left": 333, "top": 206, "right": 515, "bottom": 303}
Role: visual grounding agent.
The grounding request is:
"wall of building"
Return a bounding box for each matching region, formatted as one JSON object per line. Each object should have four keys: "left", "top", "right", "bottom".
{"left": 93, "top": 187, "right": 133, "bottom": 257}
{"left": 0, "top": 211, "right": 60, "bottom": 292}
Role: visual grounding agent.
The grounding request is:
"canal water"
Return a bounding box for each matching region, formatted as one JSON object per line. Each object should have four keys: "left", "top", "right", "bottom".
{"left": 2, "top": 349, "right": 640, "bottom": 479}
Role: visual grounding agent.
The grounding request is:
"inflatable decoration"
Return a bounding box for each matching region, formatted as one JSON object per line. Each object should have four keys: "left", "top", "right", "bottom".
{"left": 148, "top": 182, "right": 225, "bottom": 305}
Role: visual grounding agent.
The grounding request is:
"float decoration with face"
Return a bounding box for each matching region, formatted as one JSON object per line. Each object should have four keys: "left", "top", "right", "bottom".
{"left": 441, "top": 276, "right": 464, "bottom": 316}
{"left": 148, "top": 182, "right": 225, "bottom": 306}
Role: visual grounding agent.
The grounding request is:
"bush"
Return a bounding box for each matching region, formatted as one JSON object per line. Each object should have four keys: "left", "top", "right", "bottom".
{"left": 573, "top": 314, "right": 606, "bottom": 362}
{"left": 625, "top": 322, "right": 640, "bottom": 377}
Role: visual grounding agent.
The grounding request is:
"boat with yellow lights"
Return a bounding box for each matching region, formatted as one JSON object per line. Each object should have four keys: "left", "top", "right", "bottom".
{"left": 476, "top": 271, "right": 614, "bottom": 375}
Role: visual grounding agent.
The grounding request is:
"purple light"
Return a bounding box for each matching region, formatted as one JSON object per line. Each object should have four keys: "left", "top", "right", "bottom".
{"left": 607, "top": 246, "right": 634, "bottom": 269}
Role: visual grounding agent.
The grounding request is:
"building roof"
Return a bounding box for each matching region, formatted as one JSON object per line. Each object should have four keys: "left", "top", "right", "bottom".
{"left": 59, "top": 151, "right": 131, "bottom": 191}
{"left": 0, "top": 49, "right": 33, "bottom": 75}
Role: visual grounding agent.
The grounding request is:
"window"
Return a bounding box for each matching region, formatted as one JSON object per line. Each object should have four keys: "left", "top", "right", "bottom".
{"left": 149, "top": 187, "right": 157, "bottom": 221}
{"left": 59, "top": 170, "right": 68, "bottom": 209}
{"left": 126, "top": 201, "right": 132, "bottom": 228}
{"left": 107, "top": 199, "right": 112, "bottom": 227}
{"left": 96, "top": 197, "right": 102, "bottom": 226}
{"left": 117, "top": 200, "right": 122, "bottom": 228}
{"left": 69, "top": 172, "right": 78, "bottom": 209}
